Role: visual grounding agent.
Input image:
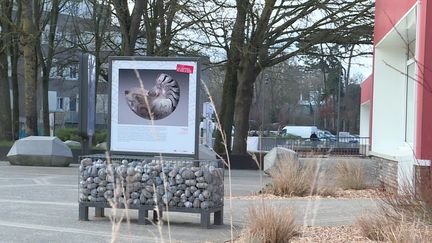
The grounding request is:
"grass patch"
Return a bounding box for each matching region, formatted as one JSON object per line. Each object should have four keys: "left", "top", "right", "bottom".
{"left": 240, "top": 204, "right": 299, "bottom": 243}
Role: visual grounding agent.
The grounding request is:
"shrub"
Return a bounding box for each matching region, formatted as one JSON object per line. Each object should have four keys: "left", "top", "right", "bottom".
{"left": 55, "top": 128, "right": 80, "bottom": 142}
{"left": 93, "top": 130, "right": 108, "bottom": 145}
{"left": 335, "top": 161, "right": 366, "bottom": 190}
{"left": 240, "top": 204, "right": 299, "bottom": 243}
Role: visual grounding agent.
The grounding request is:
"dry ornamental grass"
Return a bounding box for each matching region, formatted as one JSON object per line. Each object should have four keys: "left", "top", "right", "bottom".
{"left": 239, "top": 204, "right": 299, "bottom": 243}
{"left": 335, "top": 161, "right": 366, "bottom": 190}
{"left": 356, "top": 177, "right": 432, "bottom": 242}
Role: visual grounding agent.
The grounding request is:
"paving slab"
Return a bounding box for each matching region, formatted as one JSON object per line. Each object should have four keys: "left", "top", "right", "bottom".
{"left": 0, "top": 161, "right": 377, "bottom": 242}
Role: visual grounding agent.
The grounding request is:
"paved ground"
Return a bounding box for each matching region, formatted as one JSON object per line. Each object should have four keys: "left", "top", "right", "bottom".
{"left": 0, "top": 161, "right": 377, "bottom": 243}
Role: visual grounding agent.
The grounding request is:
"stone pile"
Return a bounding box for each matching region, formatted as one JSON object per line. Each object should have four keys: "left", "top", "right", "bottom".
{"left": 79, "top": 158, "right": 224, "bottom": 209}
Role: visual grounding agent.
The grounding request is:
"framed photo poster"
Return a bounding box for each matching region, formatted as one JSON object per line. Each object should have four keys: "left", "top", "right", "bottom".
{"left": 109, "top": 57, "right": 200, "bottom": 158}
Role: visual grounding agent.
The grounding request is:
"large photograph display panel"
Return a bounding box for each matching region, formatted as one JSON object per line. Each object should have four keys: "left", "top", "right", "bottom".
{"left": 118, "top": 69, "right": 189, "bottom": 126}
{"left": 110, "top": 58, "right": 198, "bottom": 156}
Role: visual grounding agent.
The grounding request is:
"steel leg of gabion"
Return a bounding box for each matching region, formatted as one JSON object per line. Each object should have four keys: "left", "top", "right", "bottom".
{"left": 214, "top": 209, "right": 223, "bottom": 225}
{"left": 138, "top": 208, "right": 149, "bottom": 225}
{"left": 95, "top": 207, "right": 105, "bottom": 217}
{"left": 79, "top": 204, "right": 89, "bottom": 221}
{"left": 200, "top": 212, "right": 210, "bottom": 228}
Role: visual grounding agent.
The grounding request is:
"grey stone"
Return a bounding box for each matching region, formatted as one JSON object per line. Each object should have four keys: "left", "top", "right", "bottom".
{"left": 181, "top": 169, "right": 195, "bottom": 179}
{"left": 194, "top": 170, "right": 203, "bottom": 177}
{"left": 264, "top": 147, "right": 299, "bottom": 174}
{"left": 190, "top": 186, "right": 198, "bottom": 193}
{"left": 168, "top": 169, "right": 178, "bottom": 178}
{"left": 196, "top": 183, "right": 208, "bottom": 189}
{"left": 193, "top": 198, "right": 201, "bottom": 208}
{"left": 95, "top": 142, "right": 107, "bottom": 149}
{"left": 198, "top": 144, "right": 218, "bottom": 160}
{"left": 81, "top": 158, "right": 93, "bottom": 166}
{"left": 96, "top": 187, "right": 106, "bottom": 193}
{"left": 174, "top": 190, "right": 183, "bottom": 197}
{"left": 202, "top": 190, "right": 210, "bottom": 199}
{"left": 98, "top": 168, "right": 107, "bottom": 179}
{"left": 185, "top": 179, "right": 196, "bottom": 186}
{"left": 127, "top": 167, "right": 135, "bottom": 176}
{"left": 200, "top": 201, "right": 213, "bottom": 209}
{"left": 131, "top": 192, "right": 140, "bottom": 199}
{"left": 141, "top": 174, "right": 150, "bottom": 181}
{"left": 193, "top": 190, "right": 201, "bottom": 197}
{"left": 7, "top": 136, "right": 72, "bottom": 166}
{"left": 162, "top": 192, "right": 173, "bottom": 204}
{"left": 104, "top": 190, "right": 113, "bottom": 199}
{"left": 64, "top": 140, "right": 81, "bottom": 147}
{"left": 141, "top": 190, "right": 152, "bottom": 199}
{"left": 177, "top": 184, "right": 187, "bottom": 190}
{"left": 184, "top": 201, "right": 193, "bottom": 208}
{"left": 185, "top": 188, "right": 192, "bottom": 197}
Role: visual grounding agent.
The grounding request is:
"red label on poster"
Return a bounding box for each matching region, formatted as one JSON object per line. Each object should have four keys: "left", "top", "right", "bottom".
{"left": 176, "top": 64, "right": 194, "bottom": 74}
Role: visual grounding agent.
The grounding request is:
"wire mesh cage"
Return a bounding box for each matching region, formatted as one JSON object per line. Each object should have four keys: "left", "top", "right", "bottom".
{"left": 78, "top": 154, "right": 224, "bottom": 210}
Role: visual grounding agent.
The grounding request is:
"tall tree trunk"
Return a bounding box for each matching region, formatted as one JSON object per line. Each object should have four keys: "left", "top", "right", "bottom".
{"left": 0, "top": 41, "right": 12, "bottom": 140}
{"left": 232, "top": 60, "right": 258, "bottom": 154}
{"left": 213, "top": 0, "right": 249, "bottom": 154}
{"left": 213, "top": 65, "right": 238, "bottom": 153}
{"left": 0, "top": 0, "right": 13, "bottom": 140}
{"left": 22, "top": 0, "right": 38, "bottom": 136}
{"left": 10, "top": 0, "right": 21, "bottom": 139}
{"left": 11, "top": 45, "right": 20, "bottom": 139}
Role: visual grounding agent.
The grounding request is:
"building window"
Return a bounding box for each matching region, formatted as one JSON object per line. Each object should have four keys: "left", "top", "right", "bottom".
{"left": 69, "top": 63, "right": 79, "bottom": 80}
{"left": 57, "top": 97, "right": 70, "bottom": 111}
{"left": 57, "top": 97, "right": 64, "bottom": 110}
{"left": 405, "top": 58, "right": 416, "bottom": 144}
{"left": 70, "top": 97, "right": 77, "bottom": 111}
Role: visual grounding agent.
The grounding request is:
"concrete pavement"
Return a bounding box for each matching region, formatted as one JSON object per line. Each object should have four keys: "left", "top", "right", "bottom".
{"left": 0, "top": 161, "right": 377, "bottom": 242}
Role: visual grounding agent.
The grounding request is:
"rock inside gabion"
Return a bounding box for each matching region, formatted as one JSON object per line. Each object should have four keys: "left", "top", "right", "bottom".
{"left": 79, "top": 158, "right": 224, "bottom": 209}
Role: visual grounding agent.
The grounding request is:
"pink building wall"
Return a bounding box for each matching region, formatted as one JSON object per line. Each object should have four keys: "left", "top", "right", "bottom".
{"left": 374, "top": 0, "right": 417, "bottom": 43}
{"left": 416, "top": 0, "right": 432, "bottom": 160}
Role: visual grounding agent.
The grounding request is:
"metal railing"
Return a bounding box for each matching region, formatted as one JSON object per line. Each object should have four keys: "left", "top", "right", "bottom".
{"left": 257, "top": 136, "right": 370, "bottom": 156}
{"left": 200, "top": 136, "right": 370, "bottom": 157}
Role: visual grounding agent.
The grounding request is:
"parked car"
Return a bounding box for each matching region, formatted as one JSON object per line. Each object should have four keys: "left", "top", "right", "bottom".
{"left": 348, "top": 135, "right": 360, "bottom": 143}
{"left": 317, "top": 130, "right": 337, "bottom": 141}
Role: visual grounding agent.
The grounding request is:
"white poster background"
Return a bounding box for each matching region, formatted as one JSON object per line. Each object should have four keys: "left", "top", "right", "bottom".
{"left": 110, "top": 59, "right": 198, "bottom": 155}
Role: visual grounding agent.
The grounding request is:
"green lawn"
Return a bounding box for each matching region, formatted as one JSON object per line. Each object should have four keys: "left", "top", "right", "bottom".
{"left": 0, "top": 140, "right": 14, "bottom": 147}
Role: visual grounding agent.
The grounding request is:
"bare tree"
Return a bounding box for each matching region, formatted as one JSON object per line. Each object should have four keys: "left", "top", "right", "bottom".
{"left": 228, "top": 0, "right": 374, "bottom": 154}
{"left": 37, "top": 0, "right": 64, "bottom": 135}
{"left": 111, "top": 0, "right": 145, "bottom": 55}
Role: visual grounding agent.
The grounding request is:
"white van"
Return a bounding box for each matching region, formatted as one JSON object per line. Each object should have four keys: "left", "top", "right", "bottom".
{"left": 281, "top": 126, "right": 318, "bottom": 138}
